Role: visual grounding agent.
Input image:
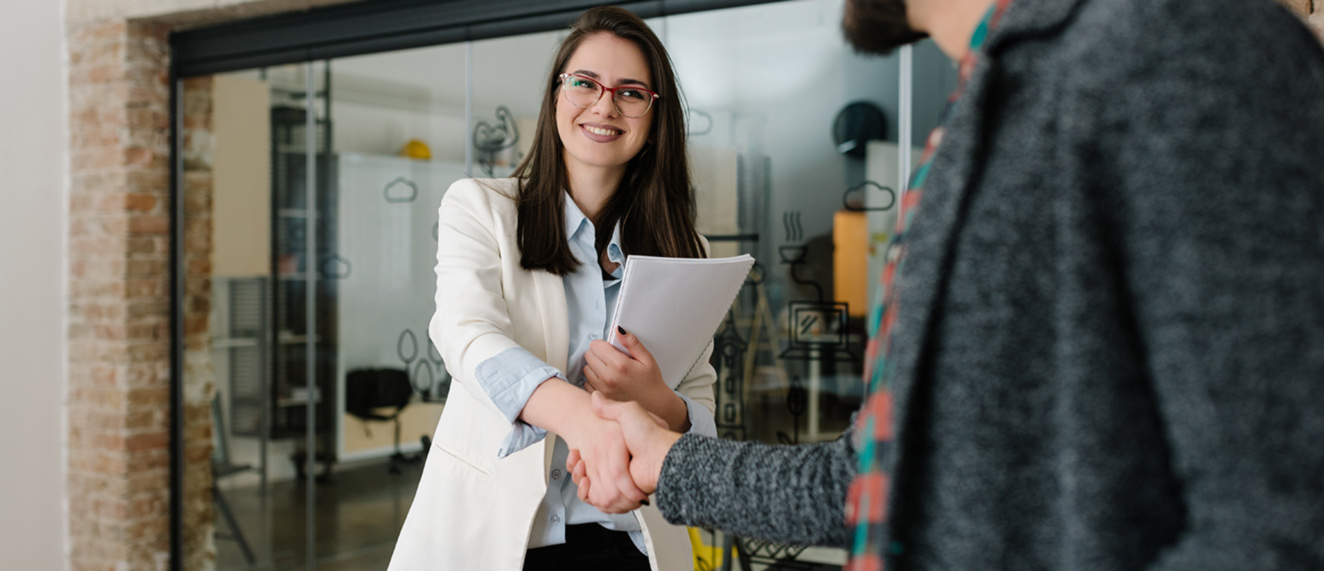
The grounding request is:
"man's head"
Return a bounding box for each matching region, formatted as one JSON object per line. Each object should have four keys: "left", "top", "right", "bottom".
{"left": 842, "top": 0, "right": 928, "bottom": 55}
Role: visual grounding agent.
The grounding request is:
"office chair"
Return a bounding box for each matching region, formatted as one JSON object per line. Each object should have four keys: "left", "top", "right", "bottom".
{"left": 345, "top": 368, "right": 421, "bottom": 475}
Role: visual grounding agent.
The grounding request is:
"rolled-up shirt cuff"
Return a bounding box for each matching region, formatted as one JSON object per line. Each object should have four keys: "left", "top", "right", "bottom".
{"left": 474, "top": 346, "right": 566, "bottom": 458}
{"left": 497, "top": 421, "right": 548, "bottom": 458}
{"left": 678, "top": 392, "right": 717, "bottom": 438}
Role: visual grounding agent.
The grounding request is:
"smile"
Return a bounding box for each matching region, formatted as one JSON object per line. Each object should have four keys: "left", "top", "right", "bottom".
{"left": 582, "top": 124, "right": 623, "bottom": 136}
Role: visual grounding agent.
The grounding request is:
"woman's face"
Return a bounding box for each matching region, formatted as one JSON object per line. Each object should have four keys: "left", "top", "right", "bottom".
{"left": 556, "top": 33, "right": 654, "bottom": 177}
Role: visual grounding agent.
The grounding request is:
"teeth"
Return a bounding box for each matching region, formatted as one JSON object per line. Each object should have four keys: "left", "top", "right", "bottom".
{"left": 584, "top": 125, "right": 622, "bottom": 136}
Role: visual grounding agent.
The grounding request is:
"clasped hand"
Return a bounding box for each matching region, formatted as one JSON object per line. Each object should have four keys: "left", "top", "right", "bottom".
{"left": 568, "top": 330, "right": 683, "bottom": 513}
{"left": 567, "top": 392, "right": 682, "bottom": 513}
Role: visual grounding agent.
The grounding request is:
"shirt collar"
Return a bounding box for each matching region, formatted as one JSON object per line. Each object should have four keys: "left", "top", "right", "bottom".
{"left": 563, "top": 192, "right": 625, "bottom": 271}
{"left": 564, "top": 191, "right": 589, "bottom": 239}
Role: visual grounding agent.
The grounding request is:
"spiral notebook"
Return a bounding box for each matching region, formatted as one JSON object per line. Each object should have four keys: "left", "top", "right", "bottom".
{"left": 607, "top": 254, "right": 755, "bottom": 388}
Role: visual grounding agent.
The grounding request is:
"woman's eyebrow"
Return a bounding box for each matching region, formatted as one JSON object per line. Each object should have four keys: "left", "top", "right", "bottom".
{"left": 570, "top": 69, "right": 649, "bottom": 88}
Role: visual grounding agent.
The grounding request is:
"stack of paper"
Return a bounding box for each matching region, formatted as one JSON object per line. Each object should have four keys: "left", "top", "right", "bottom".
{"left": 607, "top": 254, "right": 756, "bottom": 388}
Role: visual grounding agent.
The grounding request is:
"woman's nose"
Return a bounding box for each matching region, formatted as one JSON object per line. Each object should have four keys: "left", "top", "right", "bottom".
{"left": 592, "top": 90, "right": 618, "bottom": 117}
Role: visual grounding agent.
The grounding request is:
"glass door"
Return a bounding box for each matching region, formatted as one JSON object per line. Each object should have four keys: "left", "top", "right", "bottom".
{"left": 180, "top": 43, "right": 470, "bottom": 569}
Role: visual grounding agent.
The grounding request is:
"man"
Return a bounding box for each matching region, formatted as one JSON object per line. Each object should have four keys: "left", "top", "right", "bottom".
{"left": 573, "top": 0, "right": 1324, "bottom": 568}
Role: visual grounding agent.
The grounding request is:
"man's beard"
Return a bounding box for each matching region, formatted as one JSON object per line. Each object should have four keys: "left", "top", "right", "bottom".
{"left": 841, "top": 0, "right": 929, "bottom": 55}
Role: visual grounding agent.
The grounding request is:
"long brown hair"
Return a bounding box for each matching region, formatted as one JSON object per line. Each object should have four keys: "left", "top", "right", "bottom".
{"left": 512, "top": 6, "right": 705, "bottom": 276}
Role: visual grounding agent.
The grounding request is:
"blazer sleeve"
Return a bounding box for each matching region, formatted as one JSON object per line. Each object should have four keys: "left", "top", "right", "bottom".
{"left": 654, "top": 426, "right": 856, "bottom": 548}
{"left": 674, "top": 340, "right": 718, "bottom": 437}
{"left": 429, "top": 179, "right": 537, "bottom": 420}
{"left": 671, "top": 234, "right": 720, "bottom": 436}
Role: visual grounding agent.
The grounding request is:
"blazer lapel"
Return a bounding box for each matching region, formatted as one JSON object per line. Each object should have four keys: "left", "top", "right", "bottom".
{"left": 533, "top": 270, "right": 569, "bottom": 372}
{"left": 532, "top": 269, "right": 569, "bottom": 474}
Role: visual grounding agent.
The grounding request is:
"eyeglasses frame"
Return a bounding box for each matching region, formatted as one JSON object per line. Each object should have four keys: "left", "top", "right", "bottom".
{"left": 557, "top": 72, "right": 660, "bottom": 118}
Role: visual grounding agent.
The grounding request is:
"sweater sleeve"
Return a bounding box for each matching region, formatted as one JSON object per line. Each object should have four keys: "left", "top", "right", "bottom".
{"left": 653, "top": 428, "right": 857, "bottom": 548}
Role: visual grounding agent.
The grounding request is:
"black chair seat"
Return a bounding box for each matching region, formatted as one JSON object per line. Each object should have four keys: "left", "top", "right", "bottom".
{"left": 345, "top": 368, "right": 423, "bottom": 475}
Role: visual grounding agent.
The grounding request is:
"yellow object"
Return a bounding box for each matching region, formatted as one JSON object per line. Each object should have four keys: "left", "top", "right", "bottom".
{"left": 834, "top": 210, "right": 869, "bottom": 318}
{"left": 688, "top": 527, "right": 730, "bottom": 570}
{"left": 401, "top": 138, "right": 432, "bottom": 160}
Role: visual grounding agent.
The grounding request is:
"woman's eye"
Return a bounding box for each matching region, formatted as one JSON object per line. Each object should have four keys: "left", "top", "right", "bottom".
{"left": 618, "top": 89, "right": 646, "bottom": 101}
{"left": 571, "top": 78, "right": 597, "bottom": 89}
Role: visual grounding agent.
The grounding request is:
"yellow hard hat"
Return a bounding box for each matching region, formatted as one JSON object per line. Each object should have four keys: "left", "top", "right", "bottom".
{"left": 401, "top": 139, "right": 432, "bottom": 160}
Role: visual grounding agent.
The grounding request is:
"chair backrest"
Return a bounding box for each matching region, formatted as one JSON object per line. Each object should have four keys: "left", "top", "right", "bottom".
{"left": 345, "top": 368, "right": 413, "bottom": 421}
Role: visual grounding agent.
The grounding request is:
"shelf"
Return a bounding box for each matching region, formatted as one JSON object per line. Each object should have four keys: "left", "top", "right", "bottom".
{"left": 214, "top": 338, "right": 260, "bottom": 349}
{"left": 275, "top": 333, "right": 319, "bottom": 345}
{"left": 277, "top": 387, "right": 323, "bottom": 407}
{"left": 274, "top": 147, "right": 330, "bottom": 155}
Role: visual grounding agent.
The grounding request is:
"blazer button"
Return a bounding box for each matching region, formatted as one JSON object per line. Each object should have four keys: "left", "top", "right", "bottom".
{"left": 551, "top": 469, "right": 562, "bottom": 480}
{"left": 551, "top": 515, "right": 561, "bottom": 524}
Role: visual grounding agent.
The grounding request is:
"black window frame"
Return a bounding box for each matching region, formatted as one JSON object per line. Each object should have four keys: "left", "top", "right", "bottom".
{"left": 170, "top": 0, "right": 780, "bottom": 78}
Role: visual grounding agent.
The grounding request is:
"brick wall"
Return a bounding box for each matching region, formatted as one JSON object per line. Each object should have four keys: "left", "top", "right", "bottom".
{"left": 181, "top": 75, "right": 218, "bottom": 571}
{"left": 67, "top": 19, "right": 216, "bottom": 571}
{"left": 64, "top": 2, "right": 356, "bottom": 567}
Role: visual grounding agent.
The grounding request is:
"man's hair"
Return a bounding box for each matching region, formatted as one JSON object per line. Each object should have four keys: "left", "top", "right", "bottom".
{"left": 512, "top": 6, "right": 705, "bottom": 276}
{"left": 842, "top": 0, "right": 929, "bottom": 55}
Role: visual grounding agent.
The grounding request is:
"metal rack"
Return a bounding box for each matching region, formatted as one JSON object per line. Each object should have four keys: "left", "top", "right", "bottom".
{"left": 268, "top": 100, "right": 339, "bottom": 479}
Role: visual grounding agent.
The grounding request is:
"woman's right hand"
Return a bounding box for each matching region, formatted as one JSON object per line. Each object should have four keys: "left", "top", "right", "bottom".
{"left": 519, "top": 377, "right": 649, "bottom": 511}
{"left": 562, "top": 414, "right": 650, "bottom": 513}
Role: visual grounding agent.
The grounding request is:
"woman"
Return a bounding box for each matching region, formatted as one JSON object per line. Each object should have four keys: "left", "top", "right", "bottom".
{"left": 388, "top": 7, "right": 717, "bottom": 571}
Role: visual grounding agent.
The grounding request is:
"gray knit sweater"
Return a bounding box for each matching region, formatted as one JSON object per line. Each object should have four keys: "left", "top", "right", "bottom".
{"left": 656, "top": 430, "right": 856, "bottom": 547}
{"left": 656, "top": 0, "right": 1324, "bottom": 568}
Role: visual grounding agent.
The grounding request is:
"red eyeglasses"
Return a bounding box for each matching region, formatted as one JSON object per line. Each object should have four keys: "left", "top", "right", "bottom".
{"left": 558, "top": 73, "right": 659, "bottom": 118}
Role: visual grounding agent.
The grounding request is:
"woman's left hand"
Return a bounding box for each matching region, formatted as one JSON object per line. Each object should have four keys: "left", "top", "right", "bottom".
{"left": 583, "top": 328, "right": 690, "bottom": 432}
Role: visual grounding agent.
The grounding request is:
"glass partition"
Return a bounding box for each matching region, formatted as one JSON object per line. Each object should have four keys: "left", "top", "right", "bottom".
{"left": 177, "top": 2, "right": 955, "bottom": 569}
{"left": 184, "top": 45, "right": 471, "bottom": 570}
{"left": 471, "top": 31, "right": 561, "bottom": 178}
{"left": 654, "top": 3, "right": 955, "bottom": 567}
{"left": 661, "top": 0, "right": 953, "bottom": 448}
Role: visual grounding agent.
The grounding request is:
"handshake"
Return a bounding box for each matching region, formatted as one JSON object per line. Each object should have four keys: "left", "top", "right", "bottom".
{"left": 562, "top": 330, "right": 687, "bottom": 514}
{"left": 565, "top": 392, "right": 683, "bottom": 513}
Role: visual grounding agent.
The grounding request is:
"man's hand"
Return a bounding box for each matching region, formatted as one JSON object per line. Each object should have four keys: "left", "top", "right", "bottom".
{"left": 568, "top": 392, "right": 682, "bottom": 512}
{"left": 583, "top": 328, "right": 690, "bottom": 432}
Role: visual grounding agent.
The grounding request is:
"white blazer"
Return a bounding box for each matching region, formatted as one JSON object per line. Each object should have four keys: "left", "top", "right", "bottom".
{"left": 389, "top": 178, "right": 718, "bottom": 571}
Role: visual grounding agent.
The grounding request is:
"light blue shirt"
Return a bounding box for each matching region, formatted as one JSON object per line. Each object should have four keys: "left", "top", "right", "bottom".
{"left": 472, "top": 192, "right": 716, "bottom": 554}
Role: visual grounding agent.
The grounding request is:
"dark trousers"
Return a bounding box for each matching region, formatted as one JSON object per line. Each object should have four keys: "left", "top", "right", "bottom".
{"left": 522, "top": 524, "right": 651, "bottom": 571}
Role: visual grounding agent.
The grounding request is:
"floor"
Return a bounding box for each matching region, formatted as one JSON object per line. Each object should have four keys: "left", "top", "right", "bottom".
{"left": 214, "top": 457, "right": 424, "bottom": 571}
{"left": 211, "top": 451, "right": 847, "bottom": 571}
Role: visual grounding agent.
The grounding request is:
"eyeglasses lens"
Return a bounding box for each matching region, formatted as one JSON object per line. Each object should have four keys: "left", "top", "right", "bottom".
{"left": 562, "top": 75, "right": 653, "bottom": 118}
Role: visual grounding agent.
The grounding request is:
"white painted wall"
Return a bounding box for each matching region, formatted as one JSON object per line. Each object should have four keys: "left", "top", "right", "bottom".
{"left": 0, "top": 0, "right": 69, "bottom": 568}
